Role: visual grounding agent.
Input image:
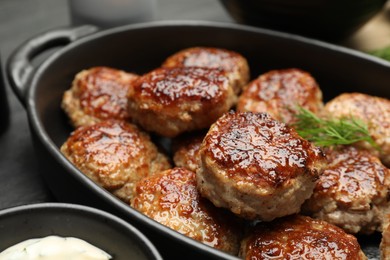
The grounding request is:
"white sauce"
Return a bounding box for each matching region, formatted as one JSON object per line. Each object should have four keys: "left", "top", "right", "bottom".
{"left": 0, "top": 236, "right": 112, "bottom": 260}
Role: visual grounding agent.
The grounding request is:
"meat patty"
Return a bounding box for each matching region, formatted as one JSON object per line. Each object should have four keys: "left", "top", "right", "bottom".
{"left": 127, "top": 66, "right": 237, "bottom": 137}
{"left": 302, "top": 146, "right": 390, "bottom": 234}
{"left": 381, "top": 214, "right": 390, "bottom": 259}
{"left": 237, "top": 68, "right": 323, "bottom": 125}
{"left": 240, "top": 215, "right": 367, "bottom": 260}
{"left": 131, "top": 167, "right": 242, "bottom": 255}
{"left": 60, "top": 119, "right": 171, "bottom": 202}
{"left": 324, "top": 93, "right": 390, "bottom": 167}
{"left": 62, "top": 66, "right": 139, "bottom": 127}
{"left": 162, "top": 47, "right": 250, "bottom": 95}
{"left": 172, "top": 131, "right": 205, "bottom": 172}
{"left": 197, "top": 111, "right": 325, "bottom": 221}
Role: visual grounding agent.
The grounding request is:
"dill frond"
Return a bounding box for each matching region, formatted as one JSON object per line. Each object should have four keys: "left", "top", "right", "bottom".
{"left": 293, "top": 107, "right": 378, "bottom": 149}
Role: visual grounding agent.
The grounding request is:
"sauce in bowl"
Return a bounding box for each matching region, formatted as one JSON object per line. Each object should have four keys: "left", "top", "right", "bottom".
{"left": 0, "top": 236, "right": 112, "bottom": 260}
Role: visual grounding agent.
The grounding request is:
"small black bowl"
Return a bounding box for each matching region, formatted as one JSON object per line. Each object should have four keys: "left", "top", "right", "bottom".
{"left": 0, "top": 203, "right": 162, "bottom": 260}
{"left": 220, "top": 0, "right": 388, "bottom": 41}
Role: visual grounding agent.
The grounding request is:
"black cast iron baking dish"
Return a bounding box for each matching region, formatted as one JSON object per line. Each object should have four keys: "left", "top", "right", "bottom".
{"left": 7, "top": 21, "right": 390, "bottom": 259}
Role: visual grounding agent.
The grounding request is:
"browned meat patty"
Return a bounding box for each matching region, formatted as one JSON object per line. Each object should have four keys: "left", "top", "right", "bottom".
{"left": 127, "top": 66, "right": 237, "bottom": 137}
{"left": 62, "top": 66, "right": 139, "bottom": 127}
{"left": 240, "top": 215, "right": 367, "bottom": 260}
{"left": 197, "top": 111, "right": 325, "bottom": 221}
{"left": 237, "top": 68, "right": 323, "bottom": 125}
{"left": 324, "top": 93, "right": 390, "bottom": 167}
{"left": 131, "top": 167, "right": 242, "bottom": 255}
{"left": 302, "top": 146, "right": 390, "bottom": 234}
{"left": 381, "top": 214, "right": 390, "bottom": 260}
{"left": 172, "top": 131, "right": 205, "bottom": 173}
{"left": 60, "top": 119, "right": 171, "bottom": 202}
{"left": 162, "top": 47, "right": 250, "bottom": 95}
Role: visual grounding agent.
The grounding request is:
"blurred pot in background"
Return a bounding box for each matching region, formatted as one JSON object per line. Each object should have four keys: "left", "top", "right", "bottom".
{"left": 68, "top": 0, "right": 157, "bottom": 28}
{"left": 220, "top": 0, "right": 388, "bottom": 42}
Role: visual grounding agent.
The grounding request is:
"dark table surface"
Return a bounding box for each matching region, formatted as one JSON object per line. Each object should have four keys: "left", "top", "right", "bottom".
{"left": 0, "top": 0, "right": 389, "bottom": 258}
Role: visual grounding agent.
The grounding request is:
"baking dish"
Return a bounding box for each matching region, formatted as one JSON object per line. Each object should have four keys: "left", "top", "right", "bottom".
{"left": 7, "top": 21, "right": 389, "bottom": 259}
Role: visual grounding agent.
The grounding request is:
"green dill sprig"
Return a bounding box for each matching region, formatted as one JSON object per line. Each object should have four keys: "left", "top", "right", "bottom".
{"left": 293, "top": 107, "right": 378, "bottom": 148}
{"left": 369, "top": 46, "right": 390, "bottom": 61}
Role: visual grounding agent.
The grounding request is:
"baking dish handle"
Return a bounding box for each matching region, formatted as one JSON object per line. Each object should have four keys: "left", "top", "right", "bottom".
{"left": 6, "top": 25, "right": 98, "bottom": 106}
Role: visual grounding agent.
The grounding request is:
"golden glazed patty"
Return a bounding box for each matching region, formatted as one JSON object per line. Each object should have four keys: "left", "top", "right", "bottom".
{"left": 303, "top": 146, "right": 390, "bottom": 234}
{"left": 240, "top": 215, "right": 367, "bottom": 260}
{"left": 127, "top": 66, "right": 237, "bottom": 137}
{"left": 197, "top": 111, "right": 325, "bottom": 220}
{"left": 324, "top": 93, "right": 390, "bottom": 167}
{"left": 381, "top": 214, "right": 390, "bottom": 260}
{"left": 172, "top": 131, "right": 205, "bottom": 173}
{"left": 131, "top": 167, "right": 242, "bottom": 255}
{"left": 60, "top": 120, "right": 171, "bottom": 202}
{"left": 62, "top": 66, "right": 139, "bottom": 127}
{"left": 162, "top": 47, "right": 250, "bottom": 95}
{"left": 237, "top": 68, "right": 323, "bottom": 125}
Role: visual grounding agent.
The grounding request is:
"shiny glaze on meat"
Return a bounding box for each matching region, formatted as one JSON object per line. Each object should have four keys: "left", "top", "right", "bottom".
{"left": 315, "top": 146, "right": 389, "bottom": 209}
{"left": 172, "top": 131, "right": 205, "bottom": 172}
{"left": 163, "top": 47, "right": 243, "bottom": 71}
{"left": 302, "top": 146, "right": 390, "bottom": 234}
{"left": 162, "top": 47, "right": 250, "bottom": 95}
{"left": 127, "top": 66, "right": 237, "bottom": 137}
{"left": 324, "top": 92, "right": 390, "bottom": 167}
{"left": 202, "top": 111, "right": 323, "bottom": 187}
{"left": 132, "top": 167, "right": 241, "bottom": 254}
{"left": 237, "top": 68, "right": 323, "bottom": 125}
{"left": 60, "top": 120, "right": 170, "bottom": 201}
{"left": 76, "top": 66, "right": 138, "bottom": 120}
{"left": 130, "top": 67, "right": 229, "bottom": 106}
{"left": 241, "top": 215, "right": 366, "bottom": 260}
{"left": 65, "top": 121, "right": 146, "bottom": 171}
